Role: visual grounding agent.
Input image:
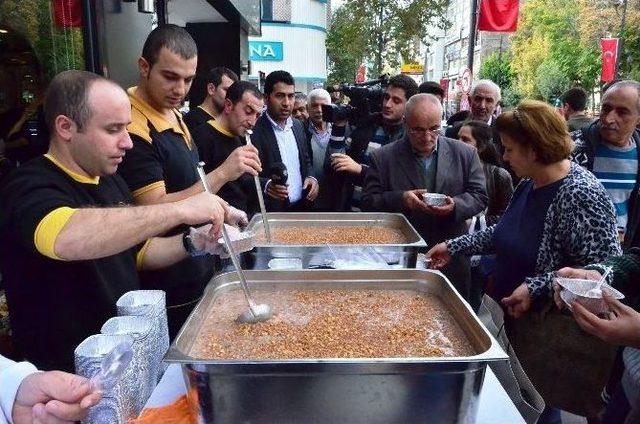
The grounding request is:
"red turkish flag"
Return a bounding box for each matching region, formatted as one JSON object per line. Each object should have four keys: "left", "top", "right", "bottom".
{"left": 355, "top": 64, "right": 367, "bottom": 84}
{"left": 478, "top": 0, "right": 519, "bottom": 33}
{"left": 52, "top": 0, "right": 83, "bottom": 28}
{"left": 600, "top": 38, "right": 619, "bottom": 83}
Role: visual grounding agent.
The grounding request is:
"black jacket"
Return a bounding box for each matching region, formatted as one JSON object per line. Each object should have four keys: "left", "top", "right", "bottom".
{"left": 323, "top": 114, "right": 404, "bottom": 210}
{"left": 570, "top": 121, "right": 640, "bottom": 249}
{"left": 251, "top": 113, "right": 314, "bottom": 211}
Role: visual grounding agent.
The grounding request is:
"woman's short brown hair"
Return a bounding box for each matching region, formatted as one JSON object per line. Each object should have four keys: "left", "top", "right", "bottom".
{"left": 495, "top": 100, "right": 572, "bottom": 165}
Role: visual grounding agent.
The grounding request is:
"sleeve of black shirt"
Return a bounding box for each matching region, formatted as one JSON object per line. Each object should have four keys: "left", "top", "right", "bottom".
{"left": 118, "top": 134, "right": 165, "bottom": 196}
{"left": 3, "top": 167, "right": 76, "bottom": 255}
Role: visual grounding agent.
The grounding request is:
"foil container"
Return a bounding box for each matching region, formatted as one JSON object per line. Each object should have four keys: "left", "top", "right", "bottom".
{"left": 101, "top": 316, "right": 154, "bottom": 417}
{"left": 557, "top": 277, "right": 625, "bottom": 315}
{"left": 74, "top": 334, "right": 133, "bottom": 424}
{"left": 422, "top": 193, "right": 448, "bottom": 206}
{"left": 116, "top": 290, "right": 169, "bottom": 382}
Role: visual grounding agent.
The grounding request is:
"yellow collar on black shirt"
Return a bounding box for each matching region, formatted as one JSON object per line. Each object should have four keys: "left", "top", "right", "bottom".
{"left": 126, "top": 86, "right": 192, "bottom": 148}
{"left": 44, "top": 154, "right": 100, "bottom": 185}
{"left": 209, "top": 119, "right": 234, "bottom": 138}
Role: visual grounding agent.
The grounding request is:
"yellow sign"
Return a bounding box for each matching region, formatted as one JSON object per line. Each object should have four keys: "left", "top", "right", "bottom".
{"left": 401, "top": 63, "right": 424, "bottom": 74}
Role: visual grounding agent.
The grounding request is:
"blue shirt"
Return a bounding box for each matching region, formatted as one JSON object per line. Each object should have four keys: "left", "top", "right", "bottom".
{"left": 592, "top": 140, "right": 638, "bottom": 231}
{"left": 491, "top": 178, "right": 564, "bottom": 301}
{"left": 265, "top": 113, "right": 303, "bottom": 203}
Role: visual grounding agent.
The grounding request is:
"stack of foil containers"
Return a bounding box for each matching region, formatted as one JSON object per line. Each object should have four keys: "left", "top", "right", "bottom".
{"left": 74, "top": 290, "right": 169, "bottom": 423}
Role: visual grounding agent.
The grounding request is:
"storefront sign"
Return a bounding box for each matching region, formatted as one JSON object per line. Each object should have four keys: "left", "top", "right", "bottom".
{"left": 249, "top": 41, "right": 283, "bottom": 61}
{"left": 401, "top": 63, "right": 424, "bottom": 74}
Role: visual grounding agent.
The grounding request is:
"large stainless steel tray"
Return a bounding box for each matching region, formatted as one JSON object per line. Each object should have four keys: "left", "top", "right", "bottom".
{"left": 165, "top": 269, "right": 508, "bottom": 424}
{"left": 242, "top": 212, "right": 427, "bottom": 269}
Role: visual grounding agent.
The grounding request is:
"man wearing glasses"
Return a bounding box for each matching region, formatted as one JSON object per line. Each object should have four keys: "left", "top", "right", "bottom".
{"left": 362, "top": 94, "right": 488, "bottom": 300}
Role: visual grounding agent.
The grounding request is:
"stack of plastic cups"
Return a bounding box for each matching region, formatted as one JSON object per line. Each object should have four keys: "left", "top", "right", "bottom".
{"left": 116, "top": 290, "right": 169, "bottom": 382}
{"left": 74, "top": 334, "right": 133, "bottom": 424}
{"left": 101, "top": 316, "right": 154, "bottom": 417}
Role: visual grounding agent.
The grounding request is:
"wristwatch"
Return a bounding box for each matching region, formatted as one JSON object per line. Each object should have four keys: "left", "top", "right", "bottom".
{"left": 182, "top": 228, "right": 208, "bottom": 257}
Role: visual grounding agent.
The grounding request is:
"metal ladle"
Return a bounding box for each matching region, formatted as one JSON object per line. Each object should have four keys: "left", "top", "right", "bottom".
{"left": 244, "top": 129, "right": 272, "bottom": 242}
{"left": 196, "top": 162, "right": 272, "bottom": 324}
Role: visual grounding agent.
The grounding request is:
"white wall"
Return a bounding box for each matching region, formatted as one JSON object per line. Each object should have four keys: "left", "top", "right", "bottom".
{"left": 249, "top": 0, "right": 328, "bottom": 93}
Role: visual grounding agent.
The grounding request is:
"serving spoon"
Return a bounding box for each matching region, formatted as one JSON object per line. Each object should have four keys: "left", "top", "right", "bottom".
{"left": 196, "top": 162, "right": 272, "bottom": 324}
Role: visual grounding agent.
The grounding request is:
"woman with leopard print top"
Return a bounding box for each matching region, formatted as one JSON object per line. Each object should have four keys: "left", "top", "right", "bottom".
{"left": 428, "top": 100, "right": 621, "bottom": 318}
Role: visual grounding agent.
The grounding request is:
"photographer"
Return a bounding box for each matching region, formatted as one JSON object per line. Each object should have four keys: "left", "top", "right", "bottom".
{"left": 324, "top": 74, "right": 418, "bottom": 211}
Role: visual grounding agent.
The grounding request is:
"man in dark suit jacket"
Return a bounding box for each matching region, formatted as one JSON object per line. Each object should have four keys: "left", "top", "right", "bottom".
{"left": 362, "top": 93, "right": 488, "bottom": 300}
{"left": 251, "top": 71, "right": 318, "bottom": 212}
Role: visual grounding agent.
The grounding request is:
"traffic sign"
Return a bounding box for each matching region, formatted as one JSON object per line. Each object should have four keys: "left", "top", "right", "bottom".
{"left": 461, "top": 68, "right": 473, "bottom": 94}
{"left": 459, "top": 93, "right": 470, "bottom": 111}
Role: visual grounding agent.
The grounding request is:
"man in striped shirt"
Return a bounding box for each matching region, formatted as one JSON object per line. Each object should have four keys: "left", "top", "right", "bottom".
{"left": 571, "top": 80, "right": 640, "bottom": 246}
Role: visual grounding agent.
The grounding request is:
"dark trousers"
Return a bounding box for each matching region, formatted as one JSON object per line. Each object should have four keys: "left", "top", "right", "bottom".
{"left": 441, "top": 255, "right": 471, "bottom": 302}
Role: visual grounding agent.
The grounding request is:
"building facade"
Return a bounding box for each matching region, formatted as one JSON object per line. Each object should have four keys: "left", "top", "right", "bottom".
{"left": 423, "top": 0, "right": 512, "bottom": 113}
{"left": 0, "top": 0, "right": 261, "bottom": 113}
{"left": 249, "top": 0, "right": 330, "bottom": 93}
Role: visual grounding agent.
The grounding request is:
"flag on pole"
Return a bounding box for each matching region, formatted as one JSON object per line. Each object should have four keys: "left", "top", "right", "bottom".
{"left": 52, "top": 0, "right": 83, "bottom": 28}
{"left": 600, "top": 38, "right": 619, "bottom": 83}
{"left": 478, "top": 0, "right": 519, "bottom": 33}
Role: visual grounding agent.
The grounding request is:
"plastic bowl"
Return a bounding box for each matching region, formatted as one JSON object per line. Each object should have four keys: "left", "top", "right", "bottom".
{"left": 423, "top": 193, "right": 448, "bottom": 207}
{"left": 556, "top": 277, "right": 624, "bottom": 315}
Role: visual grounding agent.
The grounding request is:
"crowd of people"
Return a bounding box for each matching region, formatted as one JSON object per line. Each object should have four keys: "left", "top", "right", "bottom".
{"left": 0, "top": 23, "right": 640, "bottom": 423}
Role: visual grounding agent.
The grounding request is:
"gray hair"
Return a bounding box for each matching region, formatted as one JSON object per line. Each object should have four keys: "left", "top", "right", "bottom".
{"left": 307, "top": 88, "right": 331, "bottom": 104}
{"left": 294, "top": 92, "right": 307, "bottom": 103}
{"left": 604, "top": 80, "right": 640, "bottom": 113}
{"left": 405, "top": 93, "right": 443, "bottom": 117}
{"left": 471, "top": 79, "right": 502, "bottom": 102}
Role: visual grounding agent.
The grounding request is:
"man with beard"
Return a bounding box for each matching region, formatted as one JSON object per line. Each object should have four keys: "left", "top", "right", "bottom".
{"left": 251, "top": 70, "right": 319, "bottom": 212}
{"left": 192, "top": 81, "right": 264, "bottom": 213}
{"left": 183, "top": 66, "right": 238, "bottom": 132}
{"left": 326, "top": 74, "right": 418, "bottom": 210}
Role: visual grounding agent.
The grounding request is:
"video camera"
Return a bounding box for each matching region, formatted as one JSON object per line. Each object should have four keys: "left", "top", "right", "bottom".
{"left": 322, "top": 74, "right": 389, "bottom": 125}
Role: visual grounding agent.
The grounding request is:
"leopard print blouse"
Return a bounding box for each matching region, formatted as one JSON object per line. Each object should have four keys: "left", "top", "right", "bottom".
{"left": 447, "top": 162, "right": 622, "bottom": 299}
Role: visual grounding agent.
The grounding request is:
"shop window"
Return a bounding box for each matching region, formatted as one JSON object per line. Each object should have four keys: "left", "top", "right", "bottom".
{"left": 0, "top": 0, "right": 84, "bottom": 166}
{"left": 261, "top": 0, "right": 291, "bottom": 23}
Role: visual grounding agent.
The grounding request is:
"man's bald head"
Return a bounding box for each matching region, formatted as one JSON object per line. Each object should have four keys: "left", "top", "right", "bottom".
{"left": 404, "top": 94, "right": 443, "bottom": 157}
{"left": 44, "top": 70, "right": 125, "bottom": 135}
{"left": 405, "top": 93, "right": 443, "bottom": 120}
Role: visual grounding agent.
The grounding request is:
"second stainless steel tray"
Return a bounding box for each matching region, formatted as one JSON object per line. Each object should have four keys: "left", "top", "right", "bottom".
{"left": 242, "top": 212, "right": 427, "bottom": 269}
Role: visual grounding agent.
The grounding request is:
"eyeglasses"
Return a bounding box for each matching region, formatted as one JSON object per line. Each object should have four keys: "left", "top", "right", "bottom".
{"left": 408, "top": 127, "right": 442, "bottom": 138}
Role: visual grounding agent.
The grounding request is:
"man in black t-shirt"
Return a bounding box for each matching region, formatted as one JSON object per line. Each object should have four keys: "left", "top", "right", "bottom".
{"left": 184, "top": 66, "right": 238, "bottom": 133}
{"left": 0, "top": 70, "right": 228, "bottom": 371}
{"left": 118, "top": 25, "right": 261, "bottom": 337}
{"left": 192, "top": 81, "right": 264, "bottom": 214}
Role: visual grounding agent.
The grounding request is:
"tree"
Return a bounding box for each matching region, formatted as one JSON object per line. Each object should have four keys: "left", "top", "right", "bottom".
{"left": 536, "top": 59, "right": 570, "bottom": 102}
{"left": 326, "top": 0, "right": 449, "bottom": 83}
{"left": 478, "top": 52, "right": 514, "bottom": 93}
{"left": 0, "top": 0, "right": 85, "bottom": 81}
{"left": 509, "top": 0, "right": 640, "bottom": 100}
{"left": 325, "top": 5, "right": 367, "bottom": 85}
